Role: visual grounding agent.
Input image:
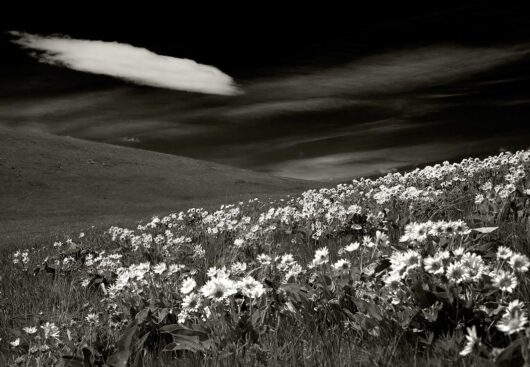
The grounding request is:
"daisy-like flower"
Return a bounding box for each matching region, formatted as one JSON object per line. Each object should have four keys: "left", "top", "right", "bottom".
{"left": 233, "top": 238, "right": 244, "bottom": 248}
{"left": 41, "top": 322, "right": 60, "bottom": 340}
{"left": 152, "top": 262, "right": 167, "bottom": 275}
{"left": 384, "top": 271, "right": 402, "bottom": 289}
{"left": 460, "top": 326, "right": 480, "bottom": 356}
{"left": 311, "top": 247, "right": 329, "bottom": 267}
{"left": 505, "top": 299, "right": 525, "bottom": 316}
{"left": 257, "top": 254, "right": 272, "bottom": 265}
{"left": 230, "top": 262, "right": 247, "bottom": 275}
{"left": 10, "top": 338, "right": 20, "bottom": 347}
{"left": 23, "top": 326, "right": 38, "bottom": 335}
{"left": 362, "top": 236, "right": 376, "bottom": 248}
{"left": 509, "top": 253, "right": 530, "bottom": 273}
{"left": 424, "top": 256, "right": 444, "bottom": 275}
{"left": 453, "top": 247, "right": 466, "bottom": 257}
{"left": 497, "top": 309, "right": 528, "bottom": 335}
{"left": 181, "top": 292, "right": 201, "bottom": 312}
{"left": 492, "top": 270, "right": 518, "bottom": 293}
{"left": 200, "top": 276, "right": 237, "bottom": 302}
{"left": 496, "top": 246, "right": 513, "bottom": 261}
{"left": 332, "top": 259, "right": 351, "bottom": 273}
{"left": 374, "top": 231, "right": 389, "bottom": 247}
{"left": 238, "top": 276, "right": 266, "bottom": 298}
{"left": 446, "top": 262, "right": 467, "bottom": 283}
{"left": 344, "top": 242, "right": 360, "bottom": 252}
{"left": 85, "top": 313, "right": 99, "bottom": 325}
{"left": 180, "top": 277, "right": 197, "bottom": 295}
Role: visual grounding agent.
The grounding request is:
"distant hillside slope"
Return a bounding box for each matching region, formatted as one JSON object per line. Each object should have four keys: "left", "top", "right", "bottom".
{"left": 0, "top": 127, "right": 318, "bottom": 245}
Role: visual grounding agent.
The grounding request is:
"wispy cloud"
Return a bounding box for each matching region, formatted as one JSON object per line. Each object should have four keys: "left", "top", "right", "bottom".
{"left": 9, "top": 31, "right": 240, "bottom": 95}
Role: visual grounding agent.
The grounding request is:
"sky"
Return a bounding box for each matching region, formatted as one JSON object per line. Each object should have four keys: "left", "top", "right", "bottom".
{"left": 2, "top": 4, "right": 530, "bottom": 181}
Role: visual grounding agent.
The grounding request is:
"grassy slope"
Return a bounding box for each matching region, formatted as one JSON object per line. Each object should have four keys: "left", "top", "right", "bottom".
{"left": 0, "top": 127, "right": 318, "bottom": 245}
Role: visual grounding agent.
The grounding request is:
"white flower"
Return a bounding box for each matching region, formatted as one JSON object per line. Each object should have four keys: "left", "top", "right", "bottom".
{"left": 446, "top": 262, "right": 467, "bottom": 283}
{"left": 496, "top": 246, "right": 513, "bottom": 261}
{"left": 332, "top": 259, "right": 351, "bottom": 273}
{"left": 492, "top": 270, "right": 518, "bottom": 293}
{"left": 181, "top": 292, "right": 201, "bottom": 311}
{"left": 10, "top": 338, "right": 20, "bottom": 347}
{"left": 344, "top": 242, "right": 360, "bottom": 252}
{"left": 509, "top": 253, "right": 530, "bottom": 272}
{"left": 23, "top": 326, "right": 38, "bottom": 335}
{"left": 497, "top": 309, "right": 528, "bottom": 335}
{"left": 200, "top": 276, "right": 237, "bottom": 302}
{"left": 152, "top": 262, "right": 167, "bottom": 275}
{"left": 230, "top": 262, "right": 247, "bottom": 275}
{"left": 238, "top": 276, "right": 266, "bottom": 298}
{"left": 41, "top": 322, "right": 60, "bottom": 340}
{"left": 85, "top": 313, "right": 99, "bottom": 325}
{"left": 424, "top": 256, "right": 444, "bottom": 275}
{"left": 257, "top": 254, "right": 272, "bottom": 265}
{"left": 311, "top": 247, "right": 329, "bottom": 267}
{"left": 233, "top": 238, "right": 244, "bottom": 248}
{"left": 180, "top": 278, "right": 197, "bottom": 295}
{"left": 460, "top": 326, "right": 480, "bottom": 356}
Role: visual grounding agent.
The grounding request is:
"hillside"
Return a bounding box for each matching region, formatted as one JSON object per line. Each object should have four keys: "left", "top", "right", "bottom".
{"left": 0, "top": 126, "right": 318, "bottom": 245}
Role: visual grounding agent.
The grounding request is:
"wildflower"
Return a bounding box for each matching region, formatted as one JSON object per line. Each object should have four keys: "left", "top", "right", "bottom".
{"left": 200, "top": 276, "right": 237, "bottom": 302}
{"left": 453, "top": 247, "right": 466, "bottom": 257}
{"left": 497, "top": 309, "right": 528, "bottom": 335}
{"left": 233, "top": 238, "right": 244, "bottom": 248}
{"left": 230, "top": 262, "right": 247, "bottom": 275}
{"left": 506, "top": 300, "right": 525, "bottom": 315}
{"left": 41, "top": 322, "right": 60, "bottom": 340}
{"left": 332, "top": 259, "right": 351, "bottom": 273}
{"left": 182, "top": 292, "right": 201, "bottom": 311}
{"left": 374, "top": 231, "right": 389, "bottom": 247}
{"left": 10, "top": 338, "right": 20, "bottom": 347}
{"left": 459, "top": 326, "right": 480, "bottom": 356}
{"left": 309, "top": 247, "right": 329, "bottom": 268}
{"left": 85, "top": 313, "right": 99, "bottom": 325}
{"left": 362, "top": 236, "right": 376, "bottom": 248}
{"left": 446, "top": 262, "right": 467, "bottom": 283}
{"left": 424, "top": 256, "right": 444, "bottom": 275}
{"left": 180, "top": 278, "right": 197, "bottom": 295}
{"left": 152, "top": 262, "right": 167, "bottom": 275}
{"left": 168, "top": 264, "right": 185, "bottom": 274}
{"left": 344, "top": 242, "right": 360, "bottom": 252}
{"left": 23, "top": 326, "right": 38, "bottom": 334}
{"left": 238, "top": 276, "right": 266, "bottom": 298}
{"left": 257, "top": 254, "right": 272, "bottom": 265}
{"left": 509, "top": 253, "right": 530, "bottom": 272}
{"left": 496, "top": 246, "right": 513, "bottom": 261}
{"left": 474, "top": 194, "right": 484, "bottom": 204}
{"left": 492, "top": 270, "right": 518, "bottom": 293}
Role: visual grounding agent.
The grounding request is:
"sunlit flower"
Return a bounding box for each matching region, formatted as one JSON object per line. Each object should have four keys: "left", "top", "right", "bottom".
{"left": 182, "top": 292, "right": 201, "bottom": 311}
{"left": 492, "top": 270, "right": 518, "bottom": 293}
{"left": 332, "top": 259, "right": 351, "bottom": 273}
{"left": 41, "top": 322, "right": 60, "bottom": 340}
{"left": 344, "top": 242, "right": 360, "bottom": 252}
{"left": 85, "top": 313, "right": 99, "bottom": 325}
{"left": 23, "top": 326, "right": 38, "bottom": 335}
{"left": 152, "top": 262, "right": 167, "bottom": 275}
{"left": 496, "top": 246, "right": 513, "bottom": 261}
{"left": 10, "top": 338, "right": 20, "bottom": 347}
{"left": 200, "top": 276, "right": 237, "bottom": 302}
{"left": 460, "top": 326, "right": 480, "bottom": 356}
{"left": 509, "top": 253, "right": 530, "bottom": 272}
{"left": 497, "top": 310, "right": 528, "bottom": 335}
{"left": 257, "top": 254, "right": 272, "bottom": 265}
{"left": 230, "top": 262, "right": 247, "bottom": 275}
{"left": 424, "top": 256, "right": 444, "bottom": 275}
{"left": 238, "top": 276, "right": 266, "bottom": 298}
{"left": 311, "top": 247, "right": 329, "bottom": 267}
{"left": 180, "top": 278, "right": 197, "bottom": 295}
{"left": 446, "top": 262, "right": 467, "bottom": 283}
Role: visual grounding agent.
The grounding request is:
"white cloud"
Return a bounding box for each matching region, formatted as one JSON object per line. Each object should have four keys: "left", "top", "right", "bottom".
{"left": 9, "top": 31, "right": 240, "bottom": 95}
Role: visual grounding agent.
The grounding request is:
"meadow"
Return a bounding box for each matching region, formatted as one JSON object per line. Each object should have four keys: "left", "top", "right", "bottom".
{"left": 1, "top": 149, "right": 530, "bottom": 366}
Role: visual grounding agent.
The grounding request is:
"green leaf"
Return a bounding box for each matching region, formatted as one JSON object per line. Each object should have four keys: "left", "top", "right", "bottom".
{"left": 495, "top": 338, "right": 523, "bottom": 367}
{"left": 107, "top": 319, "right": 138, "bottom": 367}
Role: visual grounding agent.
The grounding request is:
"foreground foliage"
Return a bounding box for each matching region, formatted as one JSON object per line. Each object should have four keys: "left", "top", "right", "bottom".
{"left": 2, "top": 150, "right": 530, "bottom": 366}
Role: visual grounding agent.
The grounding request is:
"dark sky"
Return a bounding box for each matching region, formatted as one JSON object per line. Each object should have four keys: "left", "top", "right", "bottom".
{"left": 2, "top": 4, "right": 530, "bottom": 181}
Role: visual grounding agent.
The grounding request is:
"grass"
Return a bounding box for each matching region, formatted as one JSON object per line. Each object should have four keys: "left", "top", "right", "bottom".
{"left": 0, "top": 126, "right": 318, "bottom": 246}
{"left": 1, "top": 142, "right": 530, "bottom": 366}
